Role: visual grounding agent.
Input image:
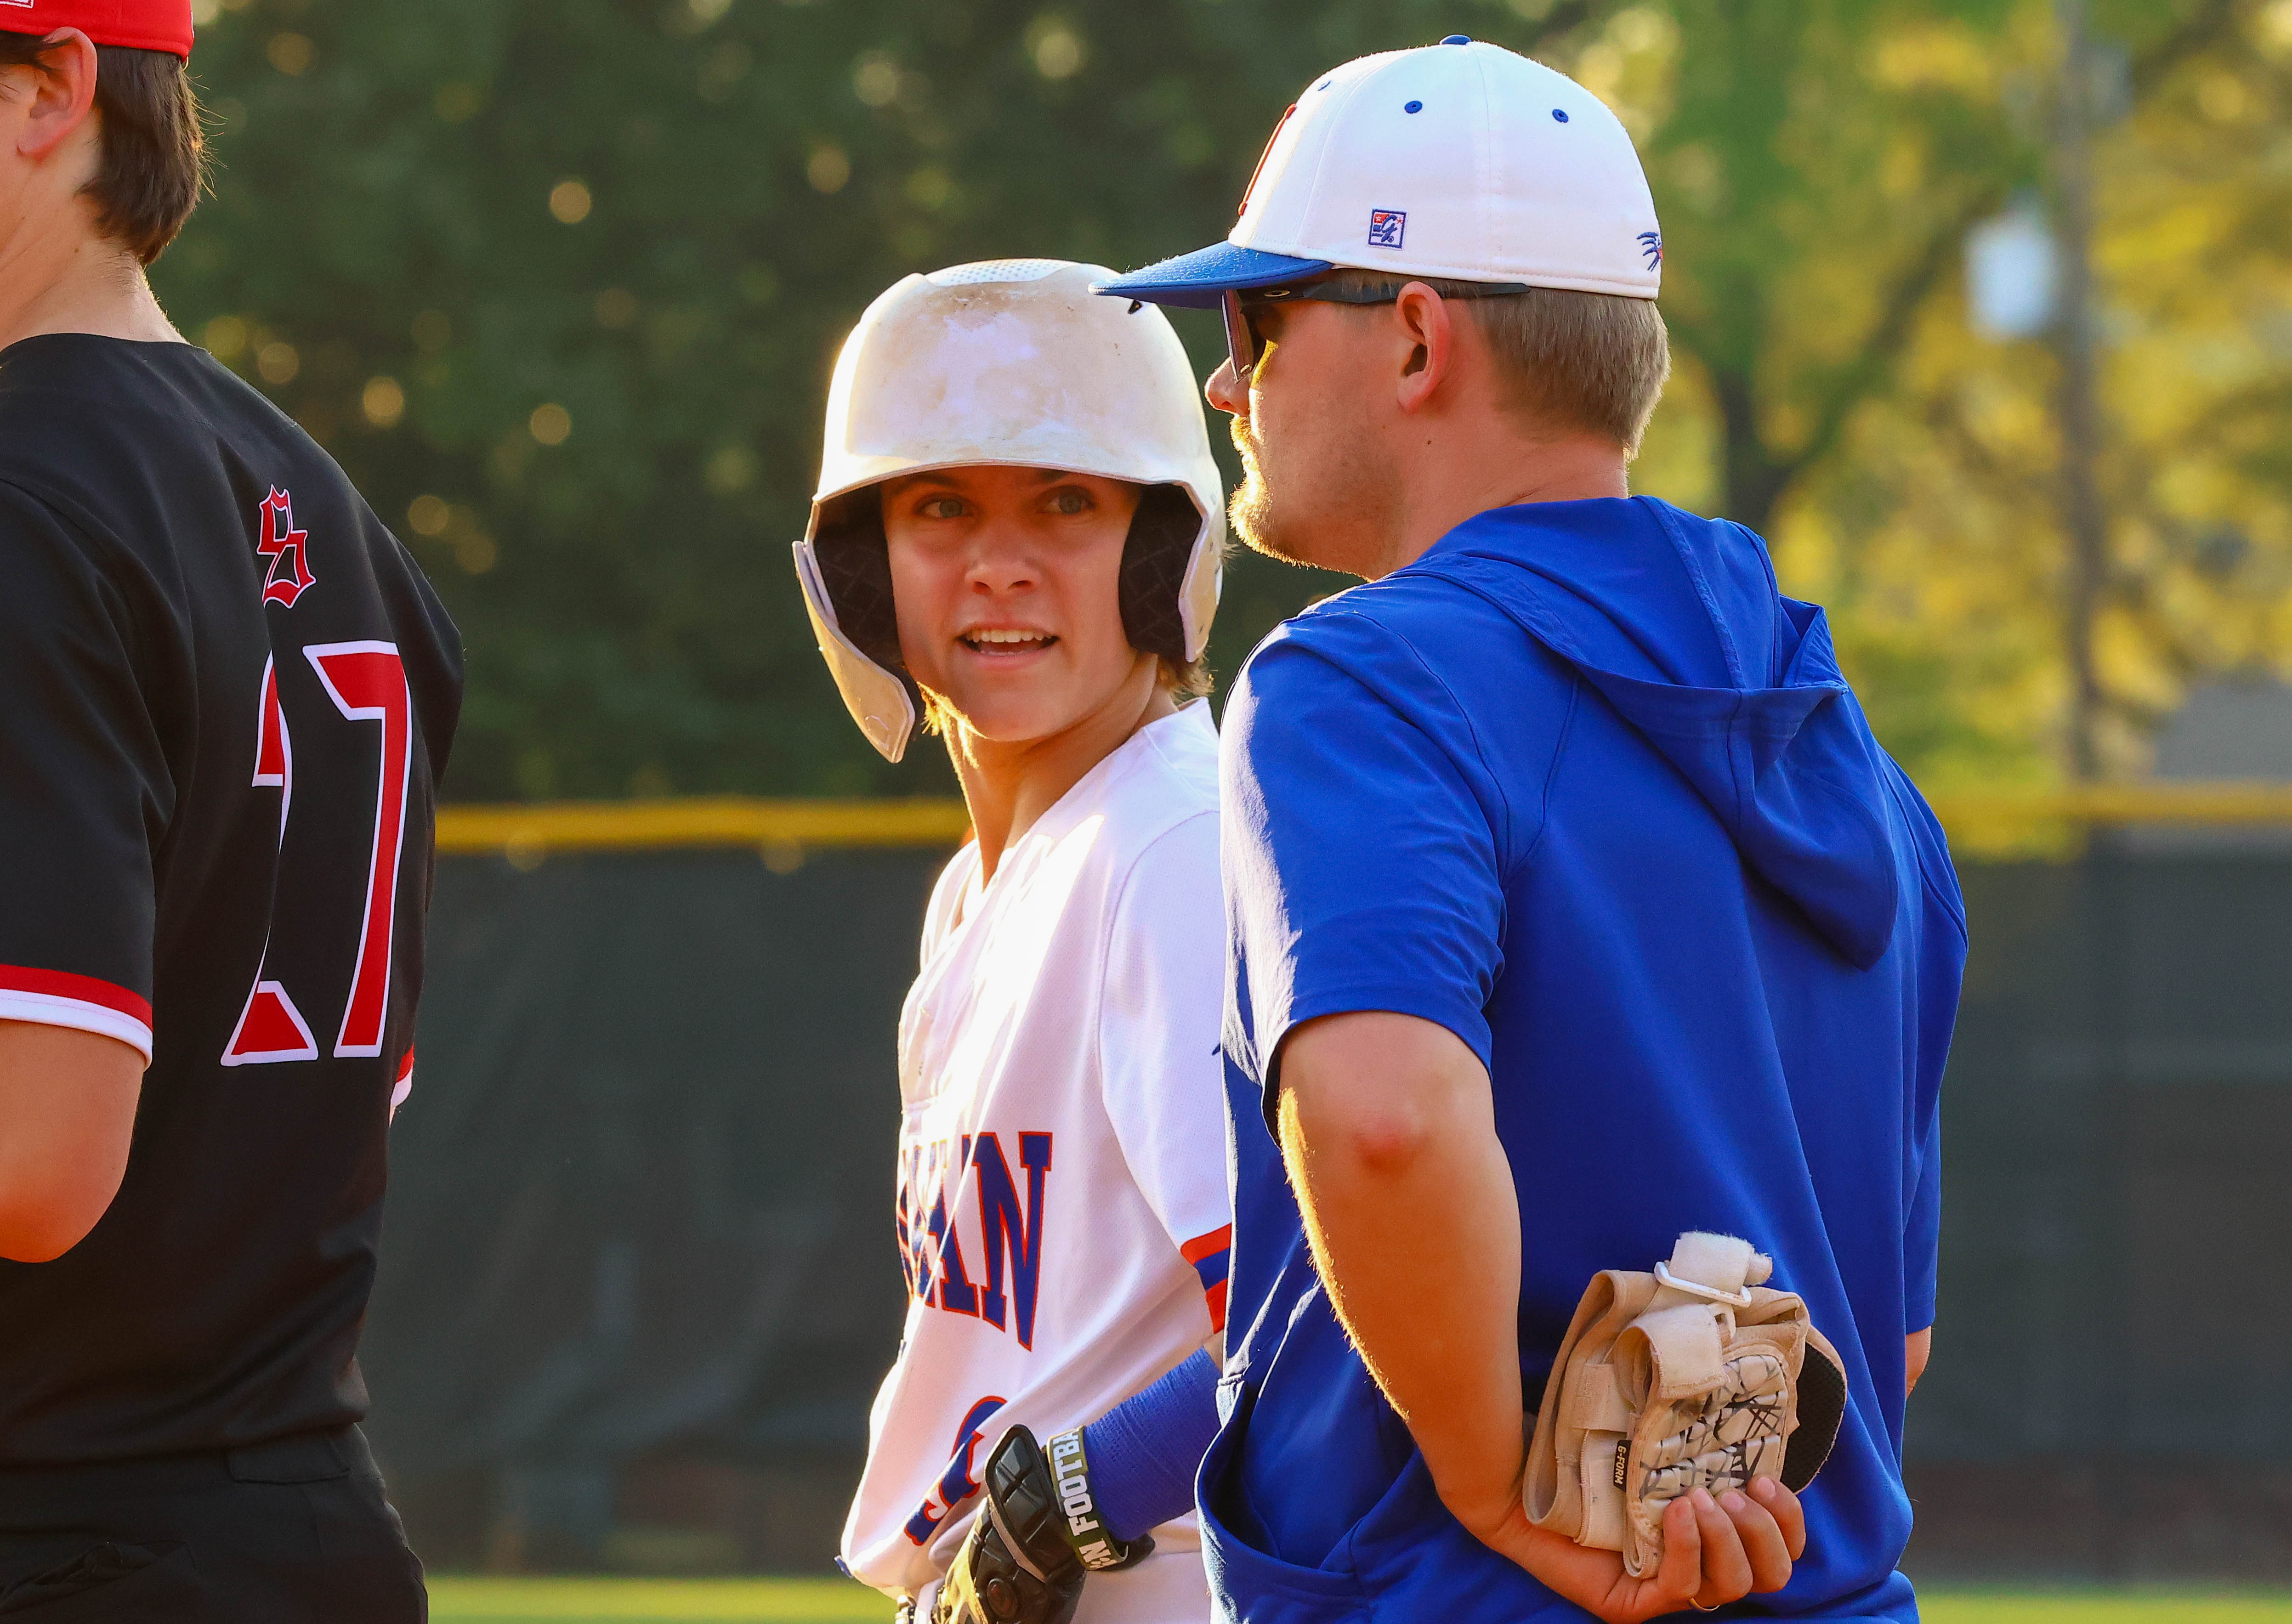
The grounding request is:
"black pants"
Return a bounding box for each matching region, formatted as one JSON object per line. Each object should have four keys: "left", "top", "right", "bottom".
{"left": 0, "top": 1427, "right": 425, "bottom": 1622}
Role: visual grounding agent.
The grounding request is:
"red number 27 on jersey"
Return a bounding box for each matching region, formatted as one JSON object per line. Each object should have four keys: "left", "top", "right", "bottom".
{"left": 222, "top": 643, "right": 414, "bottom": 1068}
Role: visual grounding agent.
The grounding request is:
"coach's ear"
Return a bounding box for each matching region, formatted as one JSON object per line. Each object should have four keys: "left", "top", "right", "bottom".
{"left": 0, "top": 1020, "right": 145, "bottom": 1262}
{"left": 1389, "top": 282, "right": 1459, "bottom": 414}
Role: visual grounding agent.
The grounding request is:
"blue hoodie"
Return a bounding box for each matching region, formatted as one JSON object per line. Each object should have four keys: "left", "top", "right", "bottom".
{"left": 1210, "top": 496, "right": 1965, "bottom": 1623}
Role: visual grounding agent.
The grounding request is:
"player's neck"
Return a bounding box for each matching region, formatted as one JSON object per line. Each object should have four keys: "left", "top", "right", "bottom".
{"left": 947, "top": 669, "right": 1178, "bottom": 882}
{"left": 0, "top": 219, "right": 181, "bottom": 351}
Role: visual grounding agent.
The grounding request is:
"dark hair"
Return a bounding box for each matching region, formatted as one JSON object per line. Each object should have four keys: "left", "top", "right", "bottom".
{"left": 0, "top": 34, "right": 207, "bottom": 264}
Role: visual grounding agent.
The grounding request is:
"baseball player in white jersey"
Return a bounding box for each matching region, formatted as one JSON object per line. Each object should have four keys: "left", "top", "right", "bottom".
{"left": 792, "top": 260, "right": 1232, "bottom": 1624}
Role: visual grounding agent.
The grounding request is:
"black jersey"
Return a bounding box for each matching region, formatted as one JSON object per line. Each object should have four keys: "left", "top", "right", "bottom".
{"left": 0, "top": 336, "right": 462, "bottom": 1466}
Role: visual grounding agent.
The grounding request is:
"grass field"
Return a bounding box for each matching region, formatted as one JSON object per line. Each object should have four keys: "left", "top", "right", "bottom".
{"left": 429, "top": 1579, "right": 884, "bottom": 1622}
{"left": 425, "top": 1578, "right": 2292, "bottom": 1624}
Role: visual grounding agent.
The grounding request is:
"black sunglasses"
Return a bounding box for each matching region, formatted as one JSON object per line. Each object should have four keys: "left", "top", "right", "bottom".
{"left": 1220, "top": 279, "right": 1534, "bottom": 383}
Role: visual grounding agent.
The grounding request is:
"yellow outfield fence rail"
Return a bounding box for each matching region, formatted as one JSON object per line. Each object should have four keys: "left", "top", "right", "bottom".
{"left": 431, "top": 785, "right": 2292, "bottom": 863}
{"left": 1929, "top": 783, "right": 2292, "bottom": 856}
{"left": 433, "top": 797, "right": 974, "bottom": 867}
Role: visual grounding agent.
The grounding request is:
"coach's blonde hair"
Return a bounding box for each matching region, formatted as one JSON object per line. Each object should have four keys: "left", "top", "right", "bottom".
{"left": 1324, "top": 270, "right": 1673, "bottom": 454}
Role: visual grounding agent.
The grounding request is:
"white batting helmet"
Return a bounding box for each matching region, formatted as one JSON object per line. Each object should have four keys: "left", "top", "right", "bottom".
{"left": 793, "top": 258, "right": 1226, "bottom": 763}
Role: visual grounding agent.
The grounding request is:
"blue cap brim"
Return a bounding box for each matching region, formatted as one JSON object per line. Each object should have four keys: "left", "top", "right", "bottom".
{"left": 1092, "top": 241, "right": 1335, "bottom": 310}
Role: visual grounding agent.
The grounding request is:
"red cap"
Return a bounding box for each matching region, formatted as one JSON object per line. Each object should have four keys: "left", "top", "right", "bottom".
{"left": 0, "top": 1, "right": 194, "bottom": 59}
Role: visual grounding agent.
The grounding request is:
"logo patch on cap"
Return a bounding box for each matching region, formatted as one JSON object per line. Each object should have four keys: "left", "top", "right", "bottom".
{"left": 1639, "top": 231, "right": 1663, "bottom": 269}
{"left": 1368, "top": 209, "right": 1407, "bottom": 249}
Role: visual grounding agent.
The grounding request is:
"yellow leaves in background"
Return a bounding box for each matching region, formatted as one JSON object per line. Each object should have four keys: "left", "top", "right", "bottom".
{"left": 550, "top": 181, "right": 594, "bottom": 225}
{"left": 1611, "top": 2, "right": 2292, "bottom": 784}
{"left": 1026, "top": 17, "right": 1087, "bottom": 80}
{"left": 1867, "top": 22, "right": 1998, "bottom": 96}
{"left": 407, "top": 496, "right": 497, "bottom": 576}
{"left": 528, "top": 405, "right": 573, "bottom": 447}
{"left": 267, "top": 33, "right": 314, "bottom": 76}
{"left": 852, "top": 54, "right": 901, "bottom": 108}
{"left": 363, "top": 378, "right": 407, "bottom": 430}
{"left": 1569, "top": 7, "right": 1678, "bottom": 141}
{"left": 805, "top": 146, "right": 850, "bottom": 193}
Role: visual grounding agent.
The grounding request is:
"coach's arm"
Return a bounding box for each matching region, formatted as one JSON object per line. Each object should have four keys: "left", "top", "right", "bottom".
{"left": 1277, "top": 1011, "right": 1805, "bottom": 1624}
{"left": 0, "top": 1021, "right": 143, "bottom": 1262}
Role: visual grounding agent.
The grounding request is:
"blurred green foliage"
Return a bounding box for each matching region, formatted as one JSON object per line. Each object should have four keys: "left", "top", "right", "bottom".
{"left": 159, "top": 0, "right": 2284, "bottom": 799}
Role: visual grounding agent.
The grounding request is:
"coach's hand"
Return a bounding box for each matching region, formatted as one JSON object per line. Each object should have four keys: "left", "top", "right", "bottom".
{"left": 1276, "top": 1012, "right": 1807, "bottom": 1618}
{"left": 1459, "top": 1476, "right": 1804, "bottom": 1622}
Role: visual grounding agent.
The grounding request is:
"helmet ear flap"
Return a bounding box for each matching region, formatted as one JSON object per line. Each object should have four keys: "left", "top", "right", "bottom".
{"left": 1120, "top": 484, "right": 1203, "bottom": 665}
{"left": 812, "top": 488, "right": 925, "bottom": 718}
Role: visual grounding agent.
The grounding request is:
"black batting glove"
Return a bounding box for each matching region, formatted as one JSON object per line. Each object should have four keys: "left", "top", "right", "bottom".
{"left": 931, "top": 1425, "right": 1154, "bottom": 1624}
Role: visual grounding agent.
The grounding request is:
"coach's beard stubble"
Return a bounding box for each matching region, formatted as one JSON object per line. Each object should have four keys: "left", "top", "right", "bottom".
{"left": 1226, "top": 418, "right": 1287, "bottom": 565}
{"left": 1226, "top": 413, "right": 1399, "bottom": 579}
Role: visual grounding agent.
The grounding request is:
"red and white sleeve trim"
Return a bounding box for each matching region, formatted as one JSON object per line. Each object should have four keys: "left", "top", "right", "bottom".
{"left": 0, "top": 964, "right": 154, "bottom": 1063}
{"left": 389, "top": 1048, "right": 415, "bottom": 1121}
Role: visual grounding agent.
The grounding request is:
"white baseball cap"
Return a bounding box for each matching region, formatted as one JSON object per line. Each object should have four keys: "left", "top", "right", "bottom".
{"left": 1096, "top": 36, "right": 1662, "bottom": 308}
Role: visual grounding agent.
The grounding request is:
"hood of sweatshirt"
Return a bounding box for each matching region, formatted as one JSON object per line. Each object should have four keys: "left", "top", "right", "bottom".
{"left": 1413, "top": 495, "right": 1901, "bottom": 969}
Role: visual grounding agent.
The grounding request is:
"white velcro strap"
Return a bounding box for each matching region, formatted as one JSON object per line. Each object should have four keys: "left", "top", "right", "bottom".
{"left": 1565, "top": 1363, "right": 1634, "bottom": 1435}
{"left": 1654, "top": 1232, "right": 1769, "bottom": 1307}
{"left": 1633, "top": 1303, "right": 1727, "bottom": 1400}
{"left": 1580, "top": 1434, "right": 1630, "bottom": 1551}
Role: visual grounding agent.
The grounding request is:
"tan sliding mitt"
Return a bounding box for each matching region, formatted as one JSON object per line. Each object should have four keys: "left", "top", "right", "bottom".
{"left": 1523, "top": 1232, "right": 1848, "bottom": 1577}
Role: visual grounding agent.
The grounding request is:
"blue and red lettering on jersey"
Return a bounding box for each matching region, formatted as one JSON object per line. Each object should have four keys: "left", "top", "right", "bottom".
{"left": 903, "top": 1394, "right": 1006, "bottom": 1545}
{"left": 1181, "top": 1224, "right": 1231, "bottom": 1334}
{"left": 896, "top": 1132, "right": 1054, "bottom": 1349}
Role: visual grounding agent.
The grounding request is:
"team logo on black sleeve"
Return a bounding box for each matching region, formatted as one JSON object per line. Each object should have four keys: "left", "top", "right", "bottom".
{"left": 256, "top": 487, "right": 317, "bottom": 608}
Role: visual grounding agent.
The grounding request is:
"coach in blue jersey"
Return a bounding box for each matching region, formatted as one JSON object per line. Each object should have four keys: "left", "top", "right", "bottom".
{"left": 1099, "top": 38, "right": 1964, "bottom": 1624}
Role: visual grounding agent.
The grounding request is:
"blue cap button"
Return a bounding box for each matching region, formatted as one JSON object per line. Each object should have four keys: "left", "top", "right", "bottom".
{"left": 1440, "top": 35, "right": 1471, "bottom": 45}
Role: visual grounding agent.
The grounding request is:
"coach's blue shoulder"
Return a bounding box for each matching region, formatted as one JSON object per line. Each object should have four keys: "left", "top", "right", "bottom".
{"left": 1402, "top": 495, "right": 1913, "bottom": 970}
{"left": 1234, "top": 565, "right": 1531, "bottom": 702}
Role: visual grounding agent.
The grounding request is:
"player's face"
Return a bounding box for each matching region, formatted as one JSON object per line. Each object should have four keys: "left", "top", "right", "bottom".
{"left": 1206, "top": 300, "right": 1398, "bottom": 578}
{"left": 882, "top": 465, "right": 1150, "bottom": 747}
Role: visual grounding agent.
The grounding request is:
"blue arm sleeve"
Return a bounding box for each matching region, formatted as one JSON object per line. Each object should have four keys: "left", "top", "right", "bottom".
{"left": 1078, "top": 1348, "right": 1221, "bottom": 1542}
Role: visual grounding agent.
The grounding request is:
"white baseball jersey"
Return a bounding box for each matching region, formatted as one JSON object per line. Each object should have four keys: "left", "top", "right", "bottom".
{"left": 842, "top": 703, "right": 1231, "bottom": 1622}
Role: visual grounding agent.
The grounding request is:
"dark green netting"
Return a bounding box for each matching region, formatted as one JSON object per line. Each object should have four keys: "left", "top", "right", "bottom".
{"left": 367, "top": 849, "right": 940, "bottom": 1567}
{"left": 365, "top": 849, "right": 2292, "bottom": 1576}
